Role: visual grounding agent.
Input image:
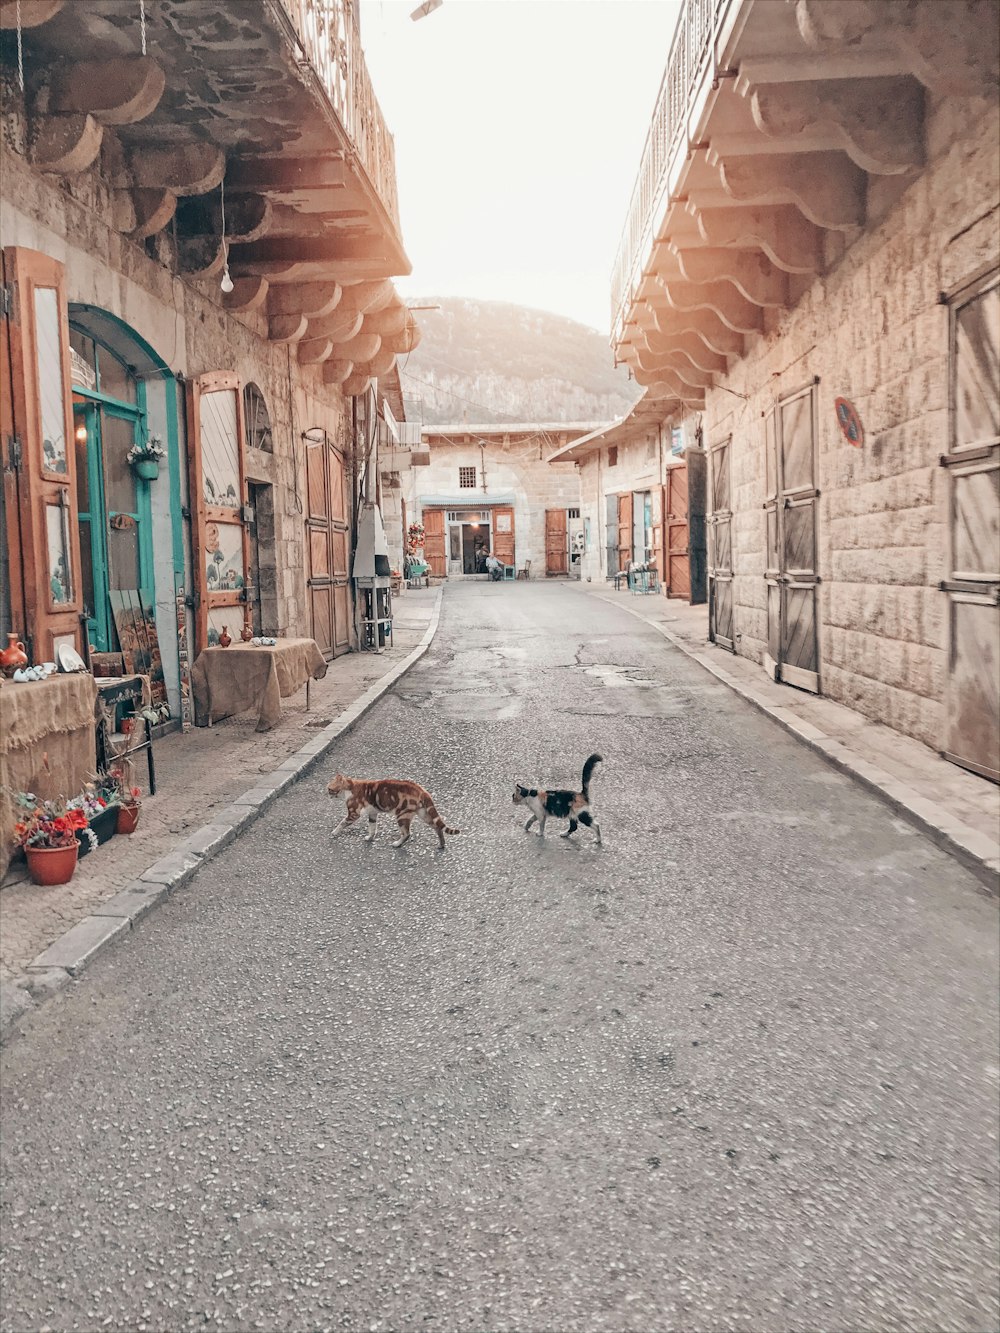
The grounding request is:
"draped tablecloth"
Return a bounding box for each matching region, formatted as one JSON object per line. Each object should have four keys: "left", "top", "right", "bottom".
{"left": 0, "top": 673, "right": 98, "bottom": 881}
{"left": 190, "top": 639, "right": 328, "bottom": 732}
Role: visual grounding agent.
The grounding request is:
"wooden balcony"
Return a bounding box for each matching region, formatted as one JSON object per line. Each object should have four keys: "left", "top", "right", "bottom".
{"left": 610, "top": 0, "right": 998, "bottom": 420}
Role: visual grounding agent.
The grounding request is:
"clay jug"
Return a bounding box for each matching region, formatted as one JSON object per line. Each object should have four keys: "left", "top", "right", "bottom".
{"left": 218, "top": 626, "right": 232, "bottom": 648}
{"left": 240, "top": 622, "right": 254, "bottom": 642}
{"left": 1, "top": 633, "right": 29, "bottom": 675}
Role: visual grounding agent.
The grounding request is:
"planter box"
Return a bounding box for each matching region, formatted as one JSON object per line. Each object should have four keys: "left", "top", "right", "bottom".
{"left": 76, "top": 805, "right": 118, "bottom": 857}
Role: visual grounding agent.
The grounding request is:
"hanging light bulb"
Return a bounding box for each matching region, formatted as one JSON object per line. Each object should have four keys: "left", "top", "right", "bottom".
{"left": 219, "top": 173, "right": 234, "bottom": 294}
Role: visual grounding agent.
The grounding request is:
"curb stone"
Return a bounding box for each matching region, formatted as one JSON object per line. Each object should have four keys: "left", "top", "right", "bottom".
{"left": 0, "top": 591, "right": 444, "bottom": 1047}
{"left": 593, "top": 591, "right": 1000, "bottom": 895}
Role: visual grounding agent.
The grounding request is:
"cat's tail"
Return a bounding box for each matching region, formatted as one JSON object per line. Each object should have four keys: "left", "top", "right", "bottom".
{"left": 581, "top": 752, "right": 603, "bottom": 797}
{"left": 430, "top": 808, "right": 461, "bottom": 836}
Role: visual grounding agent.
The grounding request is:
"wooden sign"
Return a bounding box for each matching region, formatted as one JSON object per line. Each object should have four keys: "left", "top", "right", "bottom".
{"left": 834, "top": 397, "right": 864, "bottom": 447}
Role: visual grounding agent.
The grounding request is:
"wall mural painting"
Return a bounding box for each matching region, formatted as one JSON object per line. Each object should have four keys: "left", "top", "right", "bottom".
{"left": 35, "top": 286, "right": 69, "bottom": 476}
{"left": 204, "top": 521, "right": 245, "bottom": 595}
{"left": 109, "top": 589, "right": 169, "bottom": 716}
{"left": 45, "top": 503, "right": 72, "bottom": 604}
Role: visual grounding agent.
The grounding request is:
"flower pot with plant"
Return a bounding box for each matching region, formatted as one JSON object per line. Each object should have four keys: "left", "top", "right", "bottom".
{"left": 10, "top": 790, "right": 91, "bottom": 885}
{"left": 68, "top": 783, "right": 118, "bottom": 856}
{"left": 126, "top": 434, "right": 166, "bottom": 482}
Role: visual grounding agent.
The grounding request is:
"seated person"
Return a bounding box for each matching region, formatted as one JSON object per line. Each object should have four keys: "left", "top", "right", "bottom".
{"left": 485, "top": 552, "right": 504, "bottom": 581}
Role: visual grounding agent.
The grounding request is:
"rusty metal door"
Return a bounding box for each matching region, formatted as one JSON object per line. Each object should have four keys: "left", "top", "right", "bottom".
{"left": 707, "top": 438, "right": 734, "bottom": 650}
{"left": 943, "top": 272, "right": 999, "bottom": 782}
{"left": 764, "top": 384, "right": 820, "bottom": 692}
{"left": 665, "top": 464, "right": 691, "bottom": 599}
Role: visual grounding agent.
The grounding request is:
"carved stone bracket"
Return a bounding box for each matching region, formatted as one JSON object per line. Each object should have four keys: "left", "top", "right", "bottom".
{"left": 31, "top": 112, "right": 102, "bottom": 174}
{"left": 671, "top": 246, "right": 789, "bottom": 307}
{"left": 297, "top": 337, "right": 335, "bottom": 365}
{"left": 267, "top": 282, "right": 342, "bottom": 320}
{"left": 223, "top": 276, "right": 269, "bottom": 313}
{"left": 693, "top": 204, "right": 823, "bottom": 274}
{"left": 51, "top": 56, "right": 165, "bottom": 127}
{"left": 309, "top": 308, "right": 365, "bottom": 344}
{"left": 659, "top": 277, "right": 764, "bottom": 334}
{"left": 719, "top": 152, "right": 865, "bottom": 230}
{"left": 322, "top": 359, "right": 355, "bottom": 386}
{"left": 267, "top": 313, "right": 309, "bottom": 344}
{"left": 130, "top": 188, "right": 178, "bottom": 239}
{"left": 130, "top": 142, "right": 226, "bottom": 197}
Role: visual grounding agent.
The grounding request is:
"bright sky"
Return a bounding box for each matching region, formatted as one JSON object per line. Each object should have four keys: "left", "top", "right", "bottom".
{"left": 358, "top": 0, "right": 682, "bottom": 335}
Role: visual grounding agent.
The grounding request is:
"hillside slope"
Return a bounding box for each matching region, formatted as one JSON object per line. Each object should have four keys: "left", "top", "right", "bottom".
{"left": 398, "top": 297, "right": 640, "bottom": 426}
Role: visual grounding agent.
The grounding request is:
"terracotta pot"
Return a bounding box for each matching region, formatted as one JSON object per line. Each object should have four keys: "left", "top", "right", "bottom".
{"left": 1, "top": 633, "right": 29, "bottom": 675}
{"left": 116, "top": 802, "right": 141, "bottom": 834}
{"left": 25, "top": 842, "right": 79, "bottom": 886}
{"left": 218, "top": 626, "right": 232, "bottom": 648}
{"left": 241, "top": 623, "right": 254, "bottom": 642}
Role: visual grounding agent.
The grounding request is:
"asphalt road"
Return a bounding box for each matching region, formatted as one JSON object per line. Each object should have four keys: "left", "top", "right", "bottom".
{"left": 2, "top": 582, "right": 997, "bottom": 1333}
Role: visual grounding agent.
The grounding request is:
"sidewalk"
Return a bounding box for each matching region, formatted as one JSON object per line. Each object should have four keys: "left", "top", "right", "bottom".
{"left": 581, "top": 582, "right": 999, "bottom": 890}
{"left": 0, "top": 589, "right": 440, "bottom": 999}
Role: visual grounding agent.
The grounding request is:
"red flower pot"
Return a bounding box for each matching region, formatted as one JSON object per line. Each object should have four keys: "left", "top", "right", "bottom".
{"left": 116, "top": 802, "right": 141, "bottom": 835}
{"left": 25, "top": 842, "right": 79, "bottom": 886}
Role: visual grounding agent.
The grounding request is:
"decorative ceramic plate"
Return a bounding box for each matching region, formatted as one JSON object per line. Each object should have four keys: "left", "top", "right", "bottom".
{"left": 56, "top": 644, "right": 88, "bottom": 673}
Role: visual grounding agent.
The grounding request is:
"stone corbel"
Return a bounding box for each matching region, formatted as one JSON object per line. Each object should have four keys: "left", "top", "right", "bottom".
{"left": 671, "top": 247, "right": 789, "bottom": 307}
{"left": 693, "top": 205, "right": 822, "bottom": 274}
{"left": 633, "top": 346, "right": 715, "bottom": 390}
{"left": 51, "top": 56, "right": 165, "bottom": 126}
{"left": 338, "top": 332, "right": 382, "bottom": 364}
{"left": 223, "top": 276, "right": 269, "bottom": 313}
{"left": 338, "top": 279, "right": 396, "bottom": 315}
{"left": 297, "top": 337, "right": 335, "bottom": 365}
{"left": 650, "top": 304, "right": 746, "bottom": 359}
{"left": 380, "top": 315, "right": 421, "bottom": 356}
{"left": 176, "top": 193, "right": 271, "bottom": 245}
{"left": 130, "top": 188, "right": 178, "bottom": 239}
{"left": 631, "top": 365, "right": 706, "bottom": 407}
{"left": 130, "top": 142, "right": 226, "bottom": 197}
{"left": 659, "top": 277, "right": 764, "bottom": 334}
{"left": 640, "top": 328, "right": 729, "bottom": 374}
{"left": 267, "top": 313, "right": 309, "bottom": 343}
{"left": 0, "top": 0, "right": 63, "bottom": 27}
{"left": 267, "top": 282, "right": 342, "bottom": 320}
{"left": 322, "top": 359, "right": 355, "bottom": 386}
{"left": 719, "top": 152, "right": 865, "bottom": 230}
{"left": 749, "top": 77, "right": 924, "bottom": 175}
{"left": 368, "top": 346, "right": 398, "bottom": 378}
{"left": 341, "top": 372, "right": 372, "bottom": 398}
{"left": 176, "top": 234, "right": 226, "bottom": 279}
{"left": 363, "top": 304, "right": 408, "bottom": 337}
{"left": 31, "top": 112, "right": 103, "bottom": 174}
{"left": 309, "top": 308, "right": 365, "bottom": 344}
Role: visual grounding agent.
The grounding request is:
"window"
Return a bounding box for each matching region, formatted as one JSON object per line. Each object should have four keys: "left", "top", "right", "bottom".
{"left": 243, "top": 383, "right": 273, "bottom": 452}
{"left": 607, "top": 446, "right": 618, "bottom": 467}
{"left": 459, "top": 466, "right": 476, "bottom": 488}
{"left": 568, "top": 507, "right": 580, "bottom": 519}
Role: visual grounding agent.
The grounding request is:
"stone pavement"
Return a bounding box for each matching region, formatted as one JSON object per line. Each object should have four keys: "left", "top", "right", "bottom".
{"left": 0, "top": 589, "right": 440, "bottom": 997}
{"left": 583, "top": 582, "right": 999, "bottom": 890}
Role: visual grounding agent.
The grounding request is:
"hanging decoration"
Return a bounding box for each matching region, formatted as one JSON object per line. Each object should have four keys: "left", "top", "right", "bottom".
{"left": 15, "top": 0, "right": 24, "bottom": 92}
{"left": 139, "top": 0, "right": 147, "bottom": 55}
{"left": 219, "top": 175, "right": 234, "bottom": 294}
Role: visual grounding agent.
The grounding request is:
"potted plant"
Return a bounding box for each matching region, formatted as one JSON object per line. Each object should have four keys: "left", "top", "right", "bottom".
{"left": 68, "top": 782, "right": 118, "bottom": 856}
{"left": 10, "top": 791, "right": 92, "bottom": 885}
{"left": 126, "top": 434, "right": 166, "bottom": 482}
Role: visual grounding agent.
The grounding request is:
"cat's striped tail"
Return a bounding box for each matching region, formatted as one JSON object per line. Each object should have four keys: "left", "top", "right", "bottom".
{"left": 430, "top": 808, "right": 461, "bottom": 836}
{"left": 581, "top": 752, "right": 603, "bottom": 797}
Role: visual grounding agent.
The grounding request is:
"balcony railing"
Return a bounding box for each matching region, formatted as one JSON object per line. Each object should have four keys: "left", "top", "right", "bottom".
{"left": 277, "top": 0, "right": 400, "bottom": 232}
{"left": 610, "top": 0, "right": 726, "bottom": 340}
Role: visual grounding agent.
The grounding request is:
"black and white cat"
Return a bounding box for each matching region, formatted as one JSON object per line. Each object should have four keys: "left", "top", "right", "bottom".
{"left": 512, "top": 752, "right": 603, "bottom": 844}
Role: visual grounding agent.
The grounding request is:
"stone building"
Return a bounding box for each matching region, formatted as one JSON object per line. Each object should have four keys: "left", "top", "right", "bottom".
{"left": 411, "top": 424, "right": 595, "bottom": 579}
{"left": 0, "top": 0, "right": 418, "bottom": 729}
{"left": 603, "top": 0, "right": 999, "bottom": 781}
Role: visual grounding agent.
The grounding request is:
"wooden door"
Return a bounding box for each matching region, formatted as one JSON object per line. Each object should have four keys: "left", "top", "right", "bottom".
{"left": 492, "top": 505, "right": 515, "bottom": 567}
{"left": 665, "top": 464, "right": 691, "bottom": 599}
{"left": 651, "top": 489, "right": 665, "bottom": 588}
{"left": 544, "top": 508, "right": 568, "bottom": 575}
{"left": 942, "top": 272, "right": 999, "bottom": 781}
{"left": 186, "top": 372, "right": 251, "bottom": 654}
{"left": 423, "top": 508, "right": 446, "bottom": 576}
{"left": 1, "top": 247, "right": 85, "bottom": 661}
{"left": 707, "top": 438, "right": 734, "bottom": 651}
{"left": 302, "top": 434, "right": 351, "bottom": 660}
{"left": 617, "top": 493, "right": 632, "bottom": 570}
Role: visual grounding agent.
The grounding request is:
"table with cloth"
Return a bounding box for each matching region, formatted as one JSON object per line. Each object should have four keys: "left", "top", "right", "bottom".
{"left": 190, "top": 638, "right": 328, "bottom": 732}
{"left": 0, "top": 673, "right": 98, "bottom": 881}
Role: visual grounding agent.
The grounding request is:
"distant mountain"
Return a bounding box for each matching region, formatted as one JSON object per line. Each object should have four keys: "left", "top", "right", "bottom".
{"left": 398, "top": 297, "right": 641, "bottom": 426}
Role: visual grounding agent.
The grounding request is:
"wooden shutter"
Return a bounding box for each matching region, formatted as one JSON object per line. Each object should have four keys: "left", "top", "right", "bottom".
{"left": 544, "top": 508, "right": 568, "bottom": 575}
{"left": 651, "top": 487, "right": 665, "bottom": 587}
{"left": 1, "top": 247, "right": 84, "bottom": 660}
{"left": 422, "top": 508, "right": 446, "bottom": 576}
{"left": 492, "top": 505, "right": 515, "bottom": 566}
{"left": 186, "top": 372, "right": 251, "bottom": 655}
{"left": 666, "top": 464, "right": 691, "bottom": 599}
{"left": 617, "top": 493, "right": 632, "bottom": 570}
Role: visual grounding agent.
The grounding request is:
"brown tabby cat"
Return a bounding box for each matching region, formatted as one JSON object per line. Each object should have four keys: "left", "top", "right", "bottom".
{"left": 327, "top": 773, "right": 460, "bottom": 849}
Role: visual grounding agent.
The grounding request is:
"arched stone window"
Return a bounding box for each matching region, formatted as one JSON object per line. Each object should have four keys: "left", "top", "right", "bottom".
{"left": 243, "top": 382, "right": 273, "bottom": 452}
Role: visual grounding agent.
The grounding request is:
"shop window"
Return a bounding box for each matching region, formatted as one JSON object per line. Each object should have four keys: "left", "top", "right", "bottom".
{"left": 244, "top": 382, "right": 273, "bottom": 452}
{"left": 459, "top": 466, "right": 476, "bottom": 488}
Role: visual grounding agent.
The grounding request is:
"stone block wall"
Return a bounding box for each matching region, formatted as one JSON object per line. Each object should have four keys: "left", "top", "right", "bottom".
{"left": 699, "top": 91, "right": 999, "bottom": 748}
